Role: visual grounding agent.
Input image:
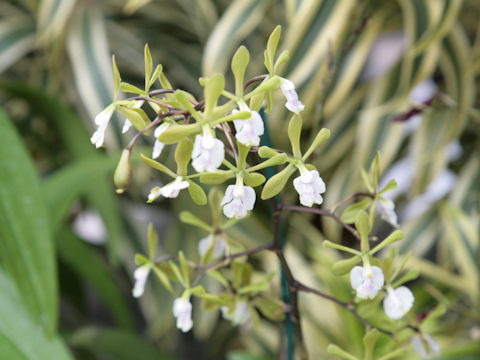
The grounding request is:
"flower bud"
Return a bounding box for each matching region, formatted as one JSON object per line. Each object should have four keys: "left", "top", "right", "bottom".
{"left": 114, "top": 149, "right": 132, "bottom": 194}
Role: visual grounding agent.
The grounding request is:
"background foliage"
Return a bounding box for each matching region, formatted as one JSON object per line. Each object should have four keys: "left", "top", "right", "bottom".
{"left": 0, "top": 0, "right": 479, "bottom": 359}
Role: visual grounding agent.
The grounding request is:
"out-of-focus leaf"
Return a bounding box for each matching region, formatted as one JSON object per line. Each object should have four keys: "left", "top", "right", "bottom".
{"left": 202, "top": 0, "right": 272, "bottom": 75}
{"left": 0, "top": 108, "right": 57, "bottom": 334}
{"left": 0, "top": 82, "right": 126, "bottom": 262}
{"left": 0, "top": 16, "right": 35, "bottom": 73}
{"left": 56, "top": 227, "right": 134, "bottom": 330}
{"left": 44, "top": 156, "right": 118, "bottom": 233}
{"left": 67, "top": 3, "right": 117, "bottom": 138}
{"left": 0, "top": 269, "right": 72, "bottom": 359}
{"left": 69, "top": 327, "right": 172, "bottom": 360}
{"left": 38, "top": 0, "right": 76, "bottom": 43}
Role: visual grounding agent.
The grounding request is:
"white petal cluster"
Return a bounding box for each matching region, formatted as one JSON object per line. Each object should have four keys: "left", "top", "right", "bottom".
{"left": 152, "top": 122, "right": 170, "bottom": 159}
{"left": 411, "top": 334, "right": 440, "bottom": 358}
{"left": 280, "top": 79, "right": 305, "bottom": 114}
{"left": 198, "top": 234, "right": 227, "bottom": 260}
{"left": 383, "top": 286, "right": 414, "bottom": 319}
{"left": 221, "top": 181, "right": 256, "bottom": 219}
{"left": 192, "top": 130, "right": 225, "bottom": 173}
{"left": 350, "top": 265, "right": 384, "bottom": 299}
{"left": 90, "top": 105, "right": 115, "bottom": 148}
{"left": 221, "top": 301, "right": 251, "bottom": 325}
{"left": 172, "top": 297, "right": 193, "bottom": 332}
{"left": 293, "top": 169, "right": 326, "bottom": 207}
{"left": 232, "top": 109, "right": 264, "bottom": 146}
{"left": 147, "top": 177, "right": 189, "bottom": 202}
{"left": 132, "top": 265, "right": 150, "bottom": 298}
{"left": 377, "top": 198, "right": 399, "bottom": 228}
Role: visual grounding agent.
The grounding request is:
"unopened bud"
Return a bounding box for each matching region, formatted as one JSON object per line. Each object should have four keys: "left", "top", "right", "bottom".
{"left": 114, "top": 149, "right": 132, "bottom": 194}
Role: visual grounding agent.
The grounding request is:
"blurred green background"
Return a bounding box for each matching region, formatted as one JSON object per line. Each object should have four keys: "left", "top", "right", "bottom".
{"left": 0, "top": 0, "right": 479, "bottom": 359}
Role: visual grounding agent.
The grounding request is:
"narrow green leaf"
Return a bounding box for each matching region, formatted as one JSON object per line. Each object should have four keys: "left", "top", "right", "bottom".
{"left": 265, "top": 25, "right": 281, "bottom": 73}
{"left": 144, "top": 43, "right": 153, "bottom": 89}
{"left": 179, "top": 211, "right": 212, "bottom": 232}
{"left": 0, "top": 269, "right": 72, "bottom": 359}
{"left": 204, "top": 73, "right": 225, "bottom": 118}
{"left": 141, "top": 154, "right": 177, "bottom": 177}
{"left": 175, "top": 139, "right": 193, "bottom": 176}
{"left": 288, "top": 114, "right": 302, "bottom": 158}
{"left": 231, "top": 46, "right": 250, "bottom": 95}
{"left": 187, "top": 180, "right": 207, "bottom": 205}
{"left": 112, "top": 55, "right": 121, "bottom": 100}
{"left": 355, "top": 210, "right": 371, "bottom": 253}
{"left": 327, "top": 344, "right": 359, "bottom": 360}
{"left": 0, "top": 109, "right": 57, "bottom": 334}
{"left": 261, "top": 163, "right": 296, "bottom": 199}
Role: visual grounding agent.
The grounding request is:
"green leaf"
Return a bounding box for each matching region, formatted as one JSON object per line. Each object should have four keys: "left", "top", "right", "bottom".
{"left": 178, "top": 251, "right": 190, "bottom": 286}
{"left": 69, "top": 327, "right": 172, "bottom": 360}
{"left": 44, "top": 156, "right": 118, "bottom": 233}
{"left": 303, "top": 128, "right": 331, "bottom": 160}
{"left": 244, "top": 172, "right": 266, "bottom": 187}
{"left": 147, "top": 223, "right": 158, "bottom": 260}
{"left": 379, "top": 179, "right": 397, "bottom": 195}
{"left": 377, "top": 348, "right": 408, "bottom": 360}
{"left": 392, "top": 269, "right": 419, "bottom": 288}
{"left": 144, "top": 43, "right": 153, "bottom": 89}
{"left": 254, "top": 297, "right": 285, "bottom": 321}
{"left": 204, "top": 73, "right": 225, "bottom": 118}
{"left": 327, "top": 344, "right": 359, "bottom": 360}
{"left": 120, "top": 82, "right": 145, "bottom": 95}
{"left": 0, "top": 16, "right": 35, "bottom": 73}
{"left": 363, "top": 329, "right": 379, "bottom": 360}
{"left": 117, "top": 106, "right": 150, "bottom": 131}
{"left": 227, "top": 351, "right": 274, "bottom": 360}
{"left": 288, "top": 114, "right": 302, "bottom": 158}
{"left": 67, "top": 4, "right": 115, "bottom": 127}
{"left": 141, "top": 154, "right": 176, "bottom": 177}
{"left": 112, "top": 55, "right": 121, "bottom": 100}
{"left": 341, "top": 198, "right": 372, "bottom": 224}
{"left": 231, "top": 46, "right": 250, "bottom": 95}
{"left": 175, "top": 139, "right": 193, "bottom": 176}
{"left": 0, "top": 269, "right": 72, "bottom": 359}
{"left": 261, "top": 163, "right": 296, "bottom": 199}
{"left": 152, "top": 266, "right": 174, "bottom": 294}
{"left": 265, "top": 25, "right": 281, "bottom": 73}
{"left": 332, "top": 255, "right": 361, "bottom": 276}
{"left": 323, "top": 240, "right": 360, "bottom": 255}
{"left": 199, "top": 170, "right": 234, "bottom": 184}
{"left": 257, "top": 146, "right": 278, "bottom": 158}
{"left": 0, "top": 82, "right": 125, "bottom": 262}
{"left": 0, "top": 109, "right": 57, "bottom": 334}
{"left": 187, "top": 180, "right": 207, "bottom": 205}
{"left": 179, "top": 211, "right": 212, "bottom": 232}
{"left": 202, "top": 0, "right": 273, "bottom": 76}
{"left": 355, "top": 210, "right": 371, "bottom": 253}
{"left": 157, "top": 123, "right": 202, "bottom": 144}
{"left": 57, "top": 227, "right": 133, "bottom": 330}
{"left": 370, "top": 230, "right": 404, "bottom": 255}
{"left": 148, "top": 64, "right": 163, "bottom": 90}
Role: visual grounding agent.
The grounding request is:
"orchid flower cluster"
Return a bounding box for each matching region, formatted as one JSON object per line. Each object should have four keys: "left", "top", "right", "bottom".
{"left": 91, "top": 27, "right": 441, "bottom": 359}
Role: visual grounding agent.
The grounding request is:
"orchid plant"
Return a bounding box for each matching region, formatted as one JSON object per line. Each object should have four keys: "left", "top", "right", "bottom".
{"left": 91, "top": 26, "right": 442, "bottom": 360}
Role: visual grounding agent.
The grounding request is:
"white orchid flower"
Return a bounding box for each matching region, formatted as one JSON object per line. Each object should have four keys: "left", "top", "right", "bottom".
{"left": 411, "top": 334, "right": 440, "bottom": 358}
{"left": 192, "top": 127, "right": 224, "bottom": 173}
{"left": 147, "top": 177, "right": 189, "bottom": 202}
{"left": 221, "top": 301, "right": 251, "bottom": 325}
{"left": 221, "top": 178, "right": 256, "bottom": 219}
{"left": 383, "top": 286, "right": 414, "bottom": 319}
{"left": 90, "top": 104, "right": 115, "bottom": 148}
{"left": 280, "top": 79, "right": 305, "bottom": 114}
{"left": 350, "top": 265, "right": 384, "bottom": 299}
{"left": 152, "top": 122, "right": 170, "bottom": 159}
{"left": 172, "top": 297, "right": 193, "bottom": 332}
{"left": 198, "top": 234, "right": 227, "bottom": 260}
{"left": 232, "top": 108, "right": 264, "bottom": 146}
{"left": 293, "top": 166, "right": 326, "bottom": 207}
{"left": 132, "top": 265, "right": 150, "bottom": 298}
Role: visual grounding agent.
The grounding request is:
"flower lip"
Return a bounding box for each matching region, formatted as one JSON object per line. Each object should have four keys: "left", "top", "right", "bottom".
{"left": 383, "top": 285, "right": 414, "bottom": 320}
{"left": 172, "top": 297, "right": 193, "bottom": 332}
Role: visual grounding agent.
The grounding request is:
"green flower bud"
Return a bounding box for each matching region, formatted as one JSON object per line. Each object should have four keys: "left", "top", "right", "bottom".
{"left": 114, "top": 149, "right": 132, "bottom": 194}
